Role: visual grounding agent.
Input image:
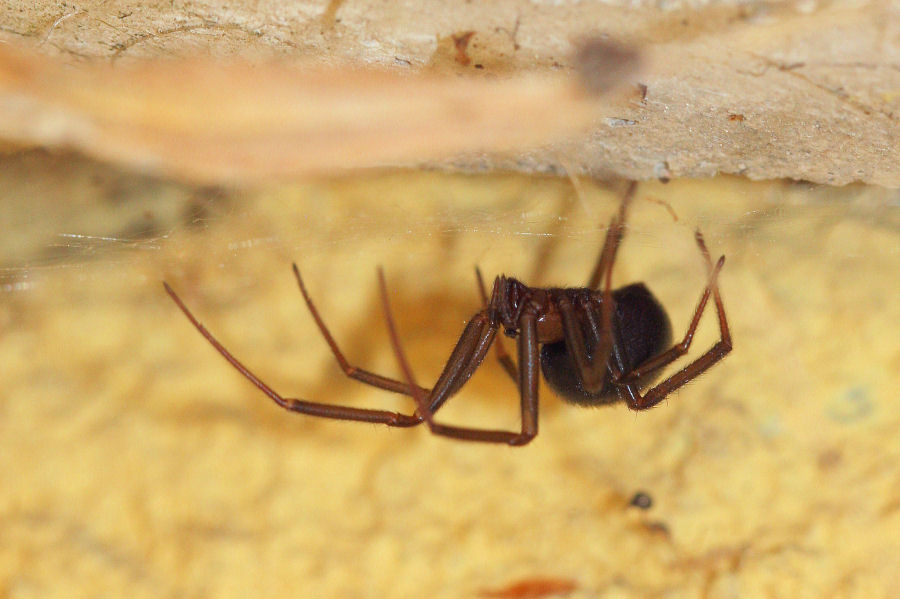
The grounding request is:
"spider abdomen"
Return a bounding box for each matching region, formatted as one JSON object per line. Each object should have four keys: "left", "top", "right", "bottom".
{"left": 540, "top": 283, "right": 672, "bottom": 406}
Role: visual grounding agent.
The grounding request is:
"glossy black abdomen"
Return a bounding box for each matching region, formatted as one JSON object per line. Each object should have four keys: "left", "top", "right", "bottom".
{"left": 540, "top": 283, "right": 672, "bottom": 406}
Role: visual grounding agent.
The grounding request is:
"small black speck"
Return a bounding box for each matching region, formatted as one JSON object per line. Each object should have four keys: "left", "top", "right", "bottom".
{"left": 630, "top": 491, "right": 653, "bottom": 510}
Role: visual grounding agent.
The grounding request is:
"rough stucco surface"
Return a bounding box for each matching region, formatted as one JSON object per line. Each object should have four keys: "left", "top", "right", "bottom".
{"left": 2, "top": 152, "right": 900, "bottom": 597}
{"left": 0, "top": 1, "right": 898, "bottom": 185}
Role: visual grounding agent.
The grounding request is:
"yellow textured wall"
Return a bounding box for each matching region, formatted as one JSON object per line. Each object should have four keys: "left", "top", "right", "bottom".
{"left": 2, "top": 152, "right": 899, "bottom": 598}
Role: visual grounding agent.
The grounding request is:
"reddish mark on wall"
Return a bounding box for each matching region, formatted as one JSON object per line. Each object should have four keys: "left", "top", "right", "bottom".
{"left": 479, "top": 577, "right": 578, "bottom": 599}
{"left": 452, "top": 31, "right": 476, "bottom": 66}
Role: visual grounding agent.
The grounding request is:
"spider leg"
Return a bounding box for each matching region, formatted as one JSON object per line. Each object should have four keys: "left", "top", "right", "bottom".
{"left": 163, "top": 282, "right": 423, "bottom": 427}
{"left": 561, "top": 182, "right": 636, "bottom": 393}
{"left": 380, "top": 270, "right": 539, "bottom": 445}
{"left": 432, "top": 312, "right": 539, "bottom": 445}
{"left": 292, "top": 264, "right": 429, "bottom": 398}
{"left": 426, "top": 311, "right": 498, "bottom": 414}
{"left": 556, "top": 296, "right": 613, "bottom": 393}
{"left": 612, "top": 231, "right": 732, "bottom": 410}
{"left": 619, "top": 230, "right": 725, "bottom": 383}
{"left": 475, "top": 266, "right": 517, "bottom": 382}
{"left": 586, "top": 180, "right": 636, "bottom": 289}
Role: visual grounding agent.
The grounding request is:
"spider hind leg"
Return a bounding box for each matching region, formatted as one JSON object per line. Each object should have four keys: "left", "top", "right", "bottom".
{"left": 614, "top": 231, "right": 732, "bottom": 410}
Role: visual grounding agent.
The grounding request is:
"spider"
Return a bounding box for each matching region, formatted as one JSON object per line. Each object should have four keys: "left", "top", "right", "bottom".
{"left": 164, "top": 182, "right": 731, "bottom": 446}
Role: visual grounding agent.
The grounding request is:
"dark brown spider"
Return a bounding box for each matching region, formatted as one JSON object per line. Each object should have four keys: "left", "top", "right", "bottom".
{"left": 164, "top": 183, "right": 731, "bottom": 446}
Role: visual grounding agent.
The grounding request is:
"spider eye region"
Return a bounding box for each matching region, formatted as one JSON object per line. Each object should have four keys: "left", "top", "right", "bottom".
{"left": 504, "top": 328, "right": 518, "bottom": 338}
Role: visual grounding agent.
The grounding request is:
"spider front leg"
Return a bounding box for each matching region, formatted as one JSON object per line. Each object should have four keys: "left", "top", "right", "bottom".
{"left": 380, "top": 270, "right": 539, "bottom": 445}
{"left": 163, "top": 281, "right": 424, "bottom": 427}
{"left": 613, "top": 231, "right": 732, "bottom": 410}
